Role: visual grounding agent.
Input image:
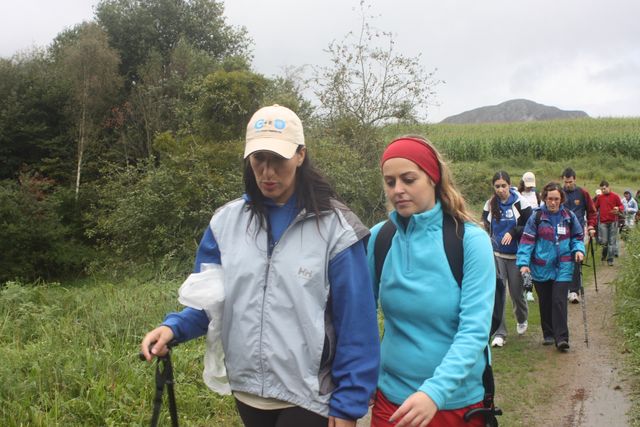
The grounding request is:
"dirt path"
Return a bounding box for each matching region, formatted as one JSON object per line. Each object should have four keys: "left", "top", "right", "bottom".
{"left": 358, "top": 248, "right": 633, "bottom": 427}
{"left": 527, "top": 252, "right": 633, "bottom": 426}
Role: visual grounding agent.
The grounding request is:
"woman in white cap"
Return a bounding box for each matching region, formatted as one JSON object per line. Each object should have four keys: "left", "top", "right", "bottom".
{"left": 518, "top": 171, "right": 541, "bottom": 209}
{"left": 141, "top": 105, "right": 380, "bottom": 427}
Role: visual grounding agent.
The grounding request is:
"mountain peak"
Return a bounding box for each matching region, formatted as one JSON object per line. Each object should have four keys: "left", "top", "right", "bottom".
{"left": 441, "top": 99, "right": 589, "bottom": 124}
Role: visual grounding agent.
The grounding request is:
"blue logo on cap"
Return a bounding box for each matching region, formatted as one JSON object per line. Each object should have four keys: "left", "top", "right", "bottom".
{"left": 255, "top": 119, "right": 265, "bottom": 129}
{"left": 274, "top": 119, "right": 286, "bottom": 130}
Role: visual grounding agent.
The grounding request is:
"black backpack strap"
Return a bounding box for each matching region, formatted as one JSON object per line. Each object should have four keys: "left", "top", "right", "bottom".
{"left": 374, "top": 220, "right": 397, "bottom": 283}
{"left": 443, "top": 213, "right": 464, "bottom": 287}
{"left": 534, "top": 209, "right": 542, "bottom": 228}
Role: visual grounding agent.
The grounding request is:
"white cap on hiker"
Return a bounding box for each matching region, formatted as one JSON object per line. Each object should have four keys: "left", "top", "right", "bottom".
{"left": 244, "top": 105, "right": 305, "bottom": 159}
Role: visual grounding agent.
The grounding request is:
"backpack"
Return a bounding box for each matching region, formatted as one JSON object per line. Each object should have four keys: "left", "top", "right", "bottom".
{"left": 373, "top": 213, "right": 503, "bottom": 425}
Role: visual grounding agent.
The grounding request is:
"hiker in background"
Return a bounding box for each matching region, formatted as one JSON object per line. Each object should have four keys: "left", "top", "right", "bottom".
{"left": 517, "top": 171, "right": 540, "bottom": 302}
{"left": 518, "top": 171, "right": 541, "bottom": 209}
{"left": 517, "top": 182, "right": 585, "bottom": 352}
{"left": 141, "top": 105, "right": 379, "bottom": 427}
{"left": 561, "top": 168, "right": 597, "bottom": 304}
{"left": 593, "top": 189, "right": 602, "bottom": 204}
{"left": 482, "top": 171, "right": 532, "bottom": 348}
{"left": 368, "top": 136, "right": 495, "bottom": 427}
{"left": 622, "top": 189, "right": 637, "bottom": 228}
{"left": 594, "top": 180, "right": 624, "bottom": 266}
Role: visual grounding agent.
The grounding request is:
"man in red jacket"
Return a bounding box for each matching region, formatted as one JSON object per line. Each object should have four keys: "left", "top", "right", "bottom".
{"left": 594, "top": 180, "right": 624, "bottom": 266}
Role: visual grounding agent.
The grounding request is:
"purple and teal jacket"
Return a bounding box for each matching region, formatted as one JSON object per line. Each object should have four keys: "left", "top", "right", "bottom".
{"left": 516, "top": 206, "right": 585, "bottom": 282}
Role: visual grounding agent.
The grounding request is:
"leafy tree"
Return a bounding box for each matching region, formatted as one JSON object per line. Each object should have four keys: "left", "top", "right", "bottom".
{"left": 95, "top": 0, "right": 250, "bottom": 83}
{"left": 0, "top": 52, "right": 73, "bottom": 182}
{"left": 56, "top": 23, "right": 122, "bottom": 199}
{"left": 314, "top": 0, "right": 441, "bottom": 156}
{"left": 193, "top": 68, "right": 268, "bottom": 141}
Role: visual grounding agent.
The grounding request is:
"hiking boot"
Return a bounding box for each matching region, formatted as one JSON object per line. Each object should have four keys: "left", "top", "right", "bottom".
{"left": 516, "top": 321, "right": 528, "bottom": 335}
{"left": 568, "top": 292, "right": 580, "bottom": 304}
{"left": 526, "top": 291, "right": 535, "bottom": 302}
{"left": 491, "top": 336, "right": 505, "bottom": 347}
{"left": 543, "top": 336, "right": 555, "bottom": 346}
{"left": 557, "top": 341, "right": 570, "bottom": 351}
{"left": 608, "top": 259, "right": 614, "bottom": 266}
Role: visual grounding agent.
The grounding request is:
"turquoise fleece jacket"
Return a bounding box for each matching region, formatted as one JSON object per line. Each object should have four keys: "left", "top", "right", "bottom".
{"left": 367, "top": 201, "right": 496, "bottom": 410}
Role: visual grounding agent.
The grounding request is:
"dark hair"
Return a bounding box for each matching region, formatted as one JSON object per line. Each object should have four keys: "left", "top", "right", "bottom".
{"left": 490, "top": 171, "right": 511, "bottom": 222}
{"left": 562, "top": 167, "right": 576, "bottom": 179}
{"left": 541, "top": 181, "right": 566, "bottom": 203}
{"left": 517, "top": 179, "right": 526, "bottom": 193}
{"left": 243, "top": 146, "right": 338, "bottom": 232}
{"left": 600, "top": 179, "right": 609, "bottom": 187}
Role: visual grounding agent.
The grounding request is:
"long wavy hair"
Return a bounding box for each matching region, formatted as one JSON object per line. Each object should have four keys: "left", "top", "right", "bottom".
{"left": 243, "top": 146, "right": 338, "bottom": 231}
{"left": 388, "top": 135, "right": 477, "bottom": 231}
{"left": 490, "top": 171, "right": 511, "bottom": 222}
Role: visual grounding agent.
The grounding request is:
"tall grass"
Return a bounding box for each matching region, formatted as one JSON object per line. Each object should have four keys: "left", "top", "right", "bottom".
{"left": 614, "top": 226, "right": 640, "bottom": 424}
{"left": 0, "top": 278, "right": 241, "bottom": 426}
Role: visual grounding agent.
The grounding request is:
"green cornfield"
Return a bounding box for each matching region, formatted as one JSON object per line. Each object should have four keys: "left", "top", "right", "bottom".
{"left": 383, "top": 117, "right": 640, "bottom": 162}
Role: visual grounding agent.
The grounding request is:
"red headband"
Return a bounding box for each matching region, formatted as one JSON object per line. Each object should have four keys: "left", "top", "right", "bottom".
{"left": 381, "top": 138, "right": 441, "bottom": 184}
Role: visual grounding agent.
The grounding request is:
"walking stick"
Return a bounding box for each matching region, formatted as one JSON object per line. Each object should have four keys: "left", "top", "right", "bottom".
{"left": 139, "top": 343, "right": 179, "bottom": 427}
{"left": 578, "top": 263, "right": 589, "bottom": 348}
{"left": 587, "top": 236, "right": 598, "bottom": 292}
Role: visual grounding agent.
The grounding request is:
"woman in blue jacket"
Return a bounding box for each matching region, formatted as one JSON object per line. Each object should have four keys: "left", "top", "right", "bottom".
{"left": 368, "top": 136, "right": 495, "bottom": 427}
{"left": 141, "top": 105, "right": 379, "bottom": 427}
{"left": 482, "top": 171, "right": 532, "bottom": 348}
{"left": 517, "top": 182, "right": 585, "bottom": 351}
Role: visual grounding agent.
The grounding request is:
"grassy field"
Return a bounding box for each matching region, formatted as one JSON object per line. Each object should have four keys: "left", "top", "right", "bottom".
{"left": 0, "top": 276, "right": 243, "bottom": 426}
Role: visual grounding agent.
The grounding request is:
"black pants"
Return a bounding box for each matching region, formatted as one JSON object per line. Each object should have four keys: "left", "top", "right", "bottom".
{"left": 534, "top": 280, "right": 570, "bottom": 344}
{"left": 568, "top": 262, "right": 582, "bottom": 293}
{"left": 235, "top": 398, "right": 329, "bottom": 427}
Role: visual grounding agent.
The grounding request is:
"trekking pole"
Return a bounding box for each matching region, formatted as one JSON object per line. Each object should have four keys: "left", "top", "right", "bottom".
{"left": 139, "top": 342, "right": 179, "bottom": 427}
{"left": 588, "top": 236, "right": 598, "bottom": 292}
{"left": 578, "top": 263, "right": 589, "bottom": 348}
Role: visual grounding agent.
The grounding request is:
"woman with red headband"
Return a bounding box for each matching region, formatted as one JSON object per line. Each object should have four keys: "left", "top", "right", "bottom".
{"left": 367, "top": 136, "right": 495, "bottom": 427}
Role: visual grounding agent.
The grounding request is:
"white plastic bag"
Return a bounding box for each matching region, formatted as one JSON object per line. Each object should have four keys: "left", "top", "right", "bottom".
{"left": 177, "top": 265, "right": 231, "bottom": 395}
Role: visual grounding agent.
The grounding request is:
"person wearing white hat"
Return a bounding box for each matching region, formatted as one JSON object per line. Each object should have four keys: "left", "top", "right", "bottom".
{"left": 141, "top": 105, "right": 380, "bottom": 427}
{"left": 518, "top": 171, "right": 541, "bottom": 209}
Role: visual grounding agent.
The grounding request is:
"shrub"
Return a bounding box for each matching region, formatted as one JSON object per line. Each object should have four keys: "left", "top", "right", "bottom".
{"left": 0, "top": 174, "right": 90, "bottom": 282}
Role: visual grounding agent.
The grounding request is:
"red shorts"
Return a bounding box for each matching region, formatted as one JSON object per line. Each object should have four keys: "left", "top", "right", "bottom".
{"left": 370, "top": 389, "right": 485, "bottom": 427}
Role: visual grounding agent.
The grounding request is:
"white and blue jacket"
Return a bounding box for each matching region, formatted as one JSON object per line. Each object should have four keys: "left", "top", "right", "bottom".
{"left": 163, "top": 194, "right": 379, "bottom": 419}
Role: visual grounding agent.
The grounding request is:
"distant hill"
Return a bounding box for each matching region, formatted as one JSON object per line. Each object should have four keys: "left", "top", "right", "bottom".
{"left": 441, "top": 99, "right": 589, "bottom": 124}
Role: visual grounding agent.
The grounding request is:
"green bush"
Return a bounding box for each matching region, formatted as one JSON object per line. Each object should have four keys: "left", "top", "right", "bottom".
{"left": 86, "top": 136, "right": 243, "bottom": 275}
{"left": 0, "top": 175, "right": 90, "bottom": 282}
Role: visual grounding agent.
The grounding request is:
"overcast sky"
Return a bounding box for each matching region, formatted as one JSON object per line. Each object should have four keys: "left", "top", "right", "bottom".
{"left": 2, "top": 0, "right": 639, "bottom": 122}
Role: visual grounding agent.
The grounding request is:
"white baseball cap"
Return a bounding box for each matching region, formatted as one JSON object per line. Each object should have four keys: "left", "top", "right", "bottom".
{"left": 522, "top": 171, "right": 536, "bottom": 187}
{"left": 244, "top": 105, "right": 304, "bottom": 159}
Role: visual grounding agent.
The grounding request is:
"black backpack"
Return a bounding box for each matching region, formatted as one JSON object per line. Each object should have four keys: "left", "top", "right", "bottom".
{"left": 373, "top": 213, "right": 503, "bottom": 426}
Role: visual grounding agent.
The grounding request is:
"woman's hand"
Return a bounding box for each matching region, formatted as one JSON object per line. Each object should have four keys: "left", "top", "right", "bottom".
{"left": 389, "top": 391, "right": 437, "bottom": 427}
{"left": 500, "top": 232, "right": 513, "bottom": 245}
{"left": 575, "top": 252, "right": 584, "bottom": 263}
{"left": 520, "top": 266, "right": 530, "bottom": 275}
{"left": 140, "top": 325, "right": 174, "bottom": 362}
{"left": 328, "top": 416, "right": 356, "bottom": 427}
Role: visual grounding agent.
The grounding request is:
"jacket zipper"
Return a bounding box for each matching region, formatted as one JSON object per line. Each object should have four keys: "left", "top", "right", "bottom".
{"left": 258, "top": 211, "right": 306, "bottom": 396}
